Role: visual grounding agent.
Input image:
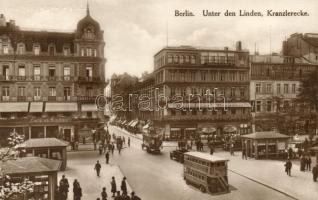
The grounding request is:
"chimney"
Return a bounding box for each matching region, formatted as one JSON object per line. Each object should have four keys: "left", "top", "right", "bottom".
{"left": 236, "top": 41, "right": 242, "bottom": 51}
{"left": 224, "top": 47, "right": 228, "bottom": 51}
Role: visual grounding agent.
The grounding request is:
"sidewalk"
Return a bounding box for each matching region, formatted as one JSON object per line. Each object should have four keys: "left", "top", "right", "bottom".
{"left": 110, "top": 125, "right": 178, "bottom": 147}
{"left": 215, "top": 151, "right": 318, "bottom": 200}
{"left": 58, "top": 151, "right": 132, "bottom": 200}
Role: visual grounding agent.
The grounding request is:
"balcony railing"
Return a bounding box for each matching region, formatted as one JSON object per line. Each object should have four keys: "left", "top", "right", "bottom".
{"left": 77, "top": 96, "right": 97, "bottom": 103}
{"left": 17, "top": 96, "right": 27, "bottom": 101}
{"left": 48, "top": 96, "right": 57, "bottom": 101}
{"left": 152, "top": 114, "right": 251, "bottom": 122}
{"left": 0, "top": 75, "right": 105, "bottom": 83}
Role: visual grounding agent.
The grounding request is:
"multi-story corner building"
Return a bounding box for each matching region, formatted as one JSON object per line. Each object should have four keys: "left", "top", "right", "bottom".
{"left": 282, "top": 33, "right": 318, "bottom": 63}
{"left": 0, "top": 7, "right": 106, "bottom": 145}
{"left": 152, "top": 43, "right": 251, "bottom": 140}
{"left": 250, "top": 55, "right": 317, "bottom": 132}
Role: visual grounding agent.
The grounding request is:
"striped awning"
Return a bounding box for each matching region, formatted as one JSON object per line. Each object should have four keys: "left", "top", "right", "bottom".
{"left": 81, "top": 104, "right": 98, "bottom": 112}
{"left": 223, "top": 125, "right": 237, "bottom": 133}
{"left": 168, "top": 102, "right": 251, "bottom": 108}
{"left": 29, "top": 102, "right": 43, "bottom": 113}
{"left": 0, "top": 102, "right": 29, "bottom": 112}
{"left": 45, "top": 102, "right": 78, "bottom": 112}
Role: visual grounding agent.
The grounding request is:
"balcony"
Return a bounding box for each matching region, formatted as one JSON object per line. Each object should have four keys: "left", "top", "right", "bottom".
{"left": 0, "top": 75, "right": 12, "bottom": 81}
{"left": 48, "top": 96, "right": 57, "bottom": 101}
{"left": 77, "top": 76, "right": 104, "bottom": 83}
{"left": 1, "top": 96, "right": 10, "bottom": 101}
{"left": 17, "top": 96, "right": 27, "bottom": 102}
{"left": 77, "top": 96, "right": 97, "bottom": 103}
{"left": 34, "top": 96, "right": 41, "bottom": 101}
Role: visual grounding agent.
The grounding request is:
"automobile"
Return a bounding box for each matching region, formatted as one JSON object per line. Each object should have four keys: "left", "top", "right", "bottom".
{"left": 170, "top": 148, "right": 189, "bottom": 163}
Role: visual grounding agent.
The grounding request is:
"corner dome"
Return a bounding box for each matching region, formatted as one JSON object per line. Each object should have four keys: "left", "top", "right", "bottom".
{"left": 76, "top": 14, "right": 100, "bottom": 34}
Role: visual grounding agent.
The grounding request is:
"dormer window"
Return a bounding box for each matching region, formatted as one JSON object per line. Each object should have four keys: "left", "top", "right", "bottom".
{"left": 17, "top": 43, "right": 25, "bottom": 55}
{"left": 83, "top": 26, "right": 95, "bottom": 39}
{"left": 33, "top": 44, "right": 40, "bottom": 56}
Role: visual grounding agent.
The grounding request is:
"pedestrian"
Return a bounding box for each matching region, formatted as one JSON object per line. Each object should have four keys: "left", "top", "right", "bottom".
{"left": 94, "top": 160, "right": 102, "bottom": 177}
{"left": 284, "top": 159, "right": 292, "bottom": 176}
{"left": 73, "top": 180, "right": 82, "bottom": 200}
{"left": 300, "top": 156, "right": 306, "bottom": 171}
{"left": 55, "top": 185, "right": 61, "bottom": 200}
{"left": 209, "top": 144, "right": 214, "bottom": 155}
{"left": 312, "top": 164, "right": 318, "bottom": 182}
{"left": 111, "top": 143, "right": 115, "bottom": 154}
{"left": 121, "top": 177, "right": 127, "bottom": 195}
{"left": 122, "top": 192, "right": 131, "bottom": 200}
{"left": 308, "top": 155, "right": 311, "bottom": 171}
{"left": 118, "top": 144, "right": 122, "bottom": 154}
{"left": 123, "top": 136, "right": 126, "bottom": 145}
{"left": 131, "top": 191, "right": 141, "bottom": 200}
{"left": 105, "top": 151, "right": 110, "bottom": 164}
{"left": 242, "top": 148, "right": 247, "bottom": 159}
{"left": 59, "top": 175, "right": 69, "bottom": 199}
{"left": 101, "top": 187, "right": 107, "bottom": 200}
{"left": 99, "top": 143, "right": 103, "bottom": 155}
{"left": 111, "top": 177, "right": 117, "bottom": 197}
{"left": 128, "top": 137, "right": 130, "bottom": 147}
{"left": 114, "top": 191, "right": 122, "bottom": 200}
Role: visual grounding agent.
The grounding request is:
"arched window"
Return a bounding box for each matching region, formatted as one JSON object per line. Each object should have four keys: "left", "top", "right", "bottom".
{"left": 33, "top": 44, "right": 40, "bottom": 56}
{"left": 17, "top": 43, "right": 25, "bottom": 55}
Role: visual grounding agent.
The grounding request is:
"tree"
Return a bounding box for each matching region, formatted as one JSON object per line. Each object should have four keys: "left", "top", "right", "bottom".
{"left": 0, "top": 130, "right": 34, "bottom": 200}
{"left": 297, "top": 70, "right": 318, "bottom": 136}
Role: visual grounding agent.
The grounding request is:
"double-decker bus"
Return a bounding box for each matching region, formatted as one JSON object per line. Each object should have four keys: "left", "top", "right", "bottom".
{"left": 183, "top": 151, "right": 230, "bottom": 194}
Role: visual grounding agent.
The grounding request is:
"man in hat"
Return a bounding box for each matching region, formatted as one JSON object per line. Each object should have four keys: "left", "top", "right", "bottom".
{"left": 94, "top": 160, "right": 102, "bottom": 177}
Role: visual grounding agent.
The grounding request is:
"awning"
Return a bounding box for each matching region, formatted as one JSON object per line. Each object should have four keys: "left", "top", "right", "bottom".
{"left": 185, "top": 128, "right": 197, "bottom": 131}
{"left": 29, "top": 102, "right": 43, "bottom": 113}
{"left": 201, "top": 127, "right": 216, "bottom": 133}
{"left": 171, "top": 128, "right": 181, "bottom": 131}
{"left": 143, "top": 124, "right": 149, "bottom": 129}
{"left": 121, "top": 120, "right": 127, "bottom": 125}
{"left": 223, "top": 125, "right": 237, "bottom": 133}
{"left": 45, "top": 102, "right": 78, "bottom": 112}
{"left": 131, "top": 120, "right": 139, "bottom": 127}
{"left": 0, "top": 102, "right": 29, "bottom": 112}
{"left": 81, "top": 104, "right": 98, "bottom": 112}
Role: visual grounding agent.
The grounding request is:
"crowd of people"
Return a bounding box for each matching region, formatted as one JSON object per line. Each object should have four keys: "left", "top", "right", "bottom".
{"left": 56, "top": 174, "right": 141, "bottom": 200}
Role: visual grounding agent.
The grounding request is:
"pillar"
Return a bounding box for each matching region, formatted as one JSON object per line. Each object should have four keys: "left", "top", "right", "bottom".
{"left": 44, "top": 126, "right": 47, "bottom": 138}
{"left": 255, "top": 140, "right": 258, "bottom": 159}
{"left": 28, "top": 126, "right": 31, "bottom": 139}
{"left": 265, "top": 140, "right": 269, "bottom": 159}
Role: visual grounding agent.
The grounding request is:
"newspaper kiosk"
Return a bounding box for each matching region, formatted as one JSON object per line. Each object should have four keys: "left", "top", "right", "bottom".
{"left": 183, "top": 151, "right": 229, "bottom": 195}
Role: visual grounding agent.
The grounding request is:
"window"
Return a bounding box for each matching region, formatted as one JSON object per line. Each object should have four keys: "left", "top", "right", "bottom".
{"left": 3, "top": 65, "right": 9, "bottom": 80}
{"left": 170, "top": 87, "right": 175, "bottom": 96}
{"left": 190, "top": 72, "right": 196, "bottom": 82}
{"left": 63, "top": 46, "right": 70, "bottom": 56}
{"left": 191, "top": 87, "right": 197, "bottom": 95}
{"left": 173, "top": 55, "right": 178, "bottom": 64}
{"left": 33, "top": 45, "right": 40, "bottom": 55}
{"left": 180, "top": 72, "right": 186, "bottom": 82}
{"left": 2, "top": 86, "right": 9, "bottom": 96}
{"left": 284, "top": 84, "right": 289, "bottom": 94}
{"left": 93, "top": 49, "right": 97, "bottom": 57}
{"left": 230, "top": 87, "right": 235, "bottom": 97}
{"left": 64, "top": 66, "right": 71, "bottom": 80}
{"left": 18, "top": 66, "right": 25, "bottom": 77}
{"left": 211, "top": 71, "right": 217, "bottom": 81}
{"left": 48, "top": 46, "right": 55, "bottom": 56}
{"left": 200, "top": 71, "right": 206, "bottom": 81}
{"left": 86, "top": 66, "right": 93, "bottom": 78}
{"left": 180, "top": 56, "right": 184, "bottom": 64}
{"left": 240, "top": 88, "right": 245, "bottom": 97}
{"left": 267, "top": 101, "right": 272, "bottom": 112}
{"left": 266, "top": 84, "right": 272, "bottom": 94}
{"left": 81, "top": 48, "right": 85, "bottom": 56}
{"left": 17, "top": 43, "right": 24, "bottom": 54}
{"left": 49, "top": 66, "right": 55, "bottom": 78}
{"left": 64, "top": 87, "right": 71, "bottom": 101}
{"left": 185, "top": 55, "right": 190, "bottom": 63}
{"left": 86, "top": 87, "right": 93, "bottom": 97}
{"left": 33, "top": 66, "right": 41, "bottom": 81}
{"left": 191, "top": 55, "right": 196, "bottom": 64}
{"left": 170, "top": 71, "right": 176, "bottom": 81}
{"left": 87, "top": 48, "right": 92, "bottom": 57}
{"left": 3, "top": 44, "right": 8, "bottom": 54}
{"left": 34, "top": 87, "right": 41, "bottom": 100}
{"left": 239, "top": 72, "right": 246, "bottom": 81}
{"left": 277, "top": 83, "right": 281, "bottom": 94}
{"left": 292, "top": 84, "right": 296, "bottom": 94}
{"left": 256, "top": 83, "right": 261, "bottom": 94}
{"left": 220, "top": 72, "right": 225, "bottom": 81}
{"left": 18, "top": 87, "right": 25, "bottom": 97}
{"left": 171, "top": 109, "right": 176, "bottom": 116}
{"left": 181, "top": 87, "right": 187, "bottom": 96}
{"left": 256, "top": 101, "right": 261, "bottom": 112}
{"left": 231, "top": 108, "right": 236, "bottom": 115}
{"left": 167, "top": 55, "right": 173, "bottom": 63}
{"left": 49, "top": 87, "right": 56, "bottom": 96}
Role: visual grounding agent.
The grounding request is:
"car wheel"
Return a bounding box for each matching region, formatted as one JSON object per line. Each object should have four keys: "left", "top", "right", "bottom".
{"left": 200, "top": 185, "right": 206, "bottom": 193}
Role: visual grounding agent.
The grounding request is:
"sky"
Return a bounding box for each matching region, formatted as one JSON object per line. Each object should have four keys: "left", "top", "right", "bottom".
{"left": 1, "top": 0, "right": 318, "bottom": 79}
